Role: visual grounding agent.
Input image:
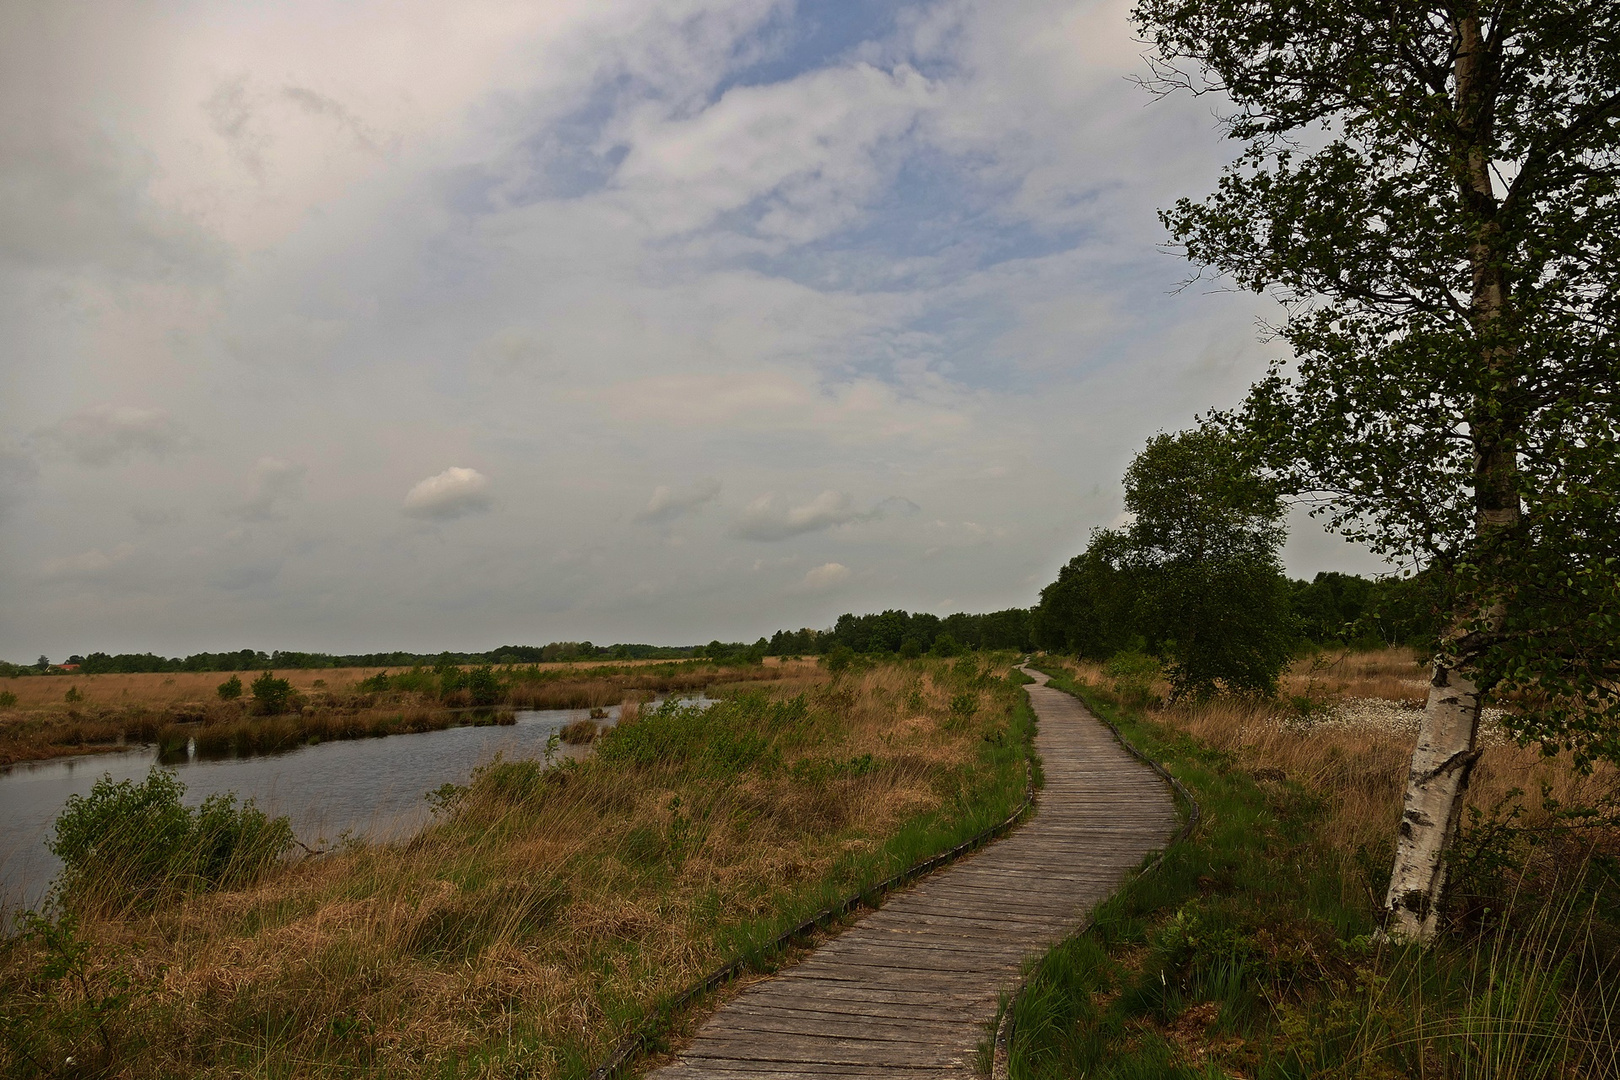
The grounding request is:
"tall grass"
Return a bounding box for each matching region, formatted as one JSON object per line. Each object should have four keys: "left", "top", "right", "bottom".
{"left": 1002, "top": 658, "right": 1620, "bottom": 1079}
{"left": 0, "top": 660, "right": 813, "bottom": 767}
{"left": 1, "top": 655, "right": 1032, "bottom": 1078}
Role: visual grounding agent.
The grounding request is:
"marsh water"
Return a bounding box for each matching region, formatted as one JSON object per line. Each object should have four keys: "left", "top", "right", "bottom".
{"left": 0, "top": 700, "right": 701, "bottom": 913}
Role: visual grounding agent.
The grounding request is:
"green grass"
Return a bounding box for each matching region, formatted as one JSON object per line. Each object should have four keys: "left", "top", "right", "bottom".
{"left": 1004, "top": 662, "right": 1620, "bottom": 1080}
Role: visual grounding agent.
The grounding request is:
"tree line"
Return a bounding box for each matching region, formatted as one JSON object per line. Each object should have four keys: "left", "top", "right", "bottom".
{"left": 4, "top": 641, "right": 697, "bottom": 676}
{"left": 6, "top": 561, "right": 1435, "bottom": 680}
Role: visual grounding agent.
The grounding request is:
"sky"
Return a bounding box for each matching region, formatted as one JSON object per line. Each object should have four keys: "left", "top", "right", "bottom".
{"left": 0, "top": 0, "right": 1388, "bottom": 660}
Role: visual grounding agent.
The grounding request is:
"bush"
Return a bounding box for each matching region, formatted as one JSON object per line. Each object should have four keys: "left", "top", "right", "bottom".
{"left": 249, "top": 671, "right": 294, "bottom": 715}
{"left": 466, "top": 665, "right": 501, "bottom": 708}
{"left": 824, "top": 645, "right": 856, "bottom": 673}
{"left": 64, "top": 686, "right": 83, "bottom": 704}
{"left": 357, "top": 670, "right": 391, "bottom": 692}
{"left": 0, "top": 690, "right": 15, "bottom": 708}
{"left": 216, "top": 674, "right": 243, "bottom": 701}
{"left": 48, "top": 770, "right": 293, "bottom": 902}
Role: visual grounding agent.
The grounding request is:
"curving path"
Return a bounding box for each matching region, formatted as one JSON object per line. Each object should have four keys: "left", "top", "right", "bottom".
{"left": 647, "top": 667, "right": 1180, "bottom": 1079}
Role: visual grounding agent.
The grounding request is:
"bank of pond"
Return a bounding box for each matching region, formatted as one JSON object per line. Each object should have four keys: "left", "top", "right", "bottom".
{"left": 0, "top": 699, "right": 693, "bottom": 913}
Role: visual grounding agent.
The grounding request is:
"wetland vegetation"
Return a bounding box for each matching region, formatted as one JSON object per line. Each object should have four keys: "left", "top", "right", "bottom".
{"left": 999, "top": 655, "right": 1620, "bottom": 1079}
{"left": 0, "top": 658, "right": 808, "bottom": 768}
{"left": 1, "top": 655, "right": 1034, "bottom": 1079}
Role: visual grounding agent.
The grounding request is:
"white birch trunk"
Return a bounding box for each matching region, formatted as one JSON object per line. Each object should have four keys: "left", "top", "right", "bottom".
{"left": 1383, "top": 661, "right": 1484, "bottom": 942}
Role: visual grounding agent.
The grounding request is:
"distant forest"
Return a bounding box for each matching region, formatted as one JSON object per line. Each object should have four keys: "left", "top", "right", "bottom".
{"left": 6, "top": 570, "right": 1428, "bottom": 677}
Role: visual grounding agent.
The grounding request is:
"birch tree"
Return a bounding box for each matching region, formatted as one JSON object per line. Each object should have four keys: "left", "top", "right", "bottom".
{"left": 1132, "top": 0, "right": 1620, "bottom": 940}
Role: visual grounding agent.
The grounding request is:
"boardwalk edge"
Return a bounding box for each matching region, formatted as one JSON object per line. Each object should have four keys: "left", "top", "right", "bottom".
{"left": 588, "top": 697, "right": 1039, "bottom": 1080}
{"left": 990, "top": 668, "right": 1201, "bottom": 1080}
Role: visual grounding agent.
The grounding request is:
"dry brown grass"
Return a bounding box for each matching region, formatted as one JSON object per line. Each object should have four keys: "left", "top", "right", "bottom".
{"left": 2, "top": 658, "right": 810, "bottom": 711}
{"left": 1, "top": 656, "right": 1031, "bottom": 1078}
{"left": 1066, "top": 647, "right": 1620, "bottom": 903}
{"left": 2, "top": 667, "right": 390, "bottom": 709}
{"left": 0, "top": 661, "right": 821, "bottom": 767}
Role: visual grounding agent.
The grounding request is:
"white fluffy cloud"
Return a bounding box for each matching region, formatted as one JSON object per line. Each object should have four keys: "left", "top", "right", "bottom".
{"left": 402, "top": 467, "right": 494, "bottom": 520}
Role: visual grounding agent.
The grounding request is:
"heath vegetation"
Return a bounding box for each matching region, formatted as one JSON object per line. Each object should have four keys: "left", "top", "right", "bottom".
{"left": 1, "top": 655, "right": 1033, "bottom": 1079}
{"left": 0, "top": 659, "right": 814, "bottom": 767}
{"left": 1001, "top": 655, "right": 1620, "bottom": 1079}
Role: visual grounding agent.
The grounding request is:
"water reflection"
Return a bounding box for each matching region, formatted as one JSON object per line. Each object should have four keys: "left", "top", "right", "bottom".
{"left": 0, "top": 700, "right": 703, "bottom": 913}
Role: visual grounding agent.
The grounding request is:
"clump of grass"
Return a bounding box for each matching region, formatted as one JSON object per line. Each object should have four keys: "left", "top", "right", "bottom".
{"left": 1, "top": 656, "right": 1035, "bottom": 1078}
{"left": 558, "top": 718, "right": 598, "bottom": 744}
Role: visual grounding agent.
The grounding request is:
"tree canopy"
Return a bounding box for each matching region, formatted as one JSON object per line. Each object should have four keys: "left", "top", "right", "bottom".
{"left": 1035, "top": 429, "right": 1296, "bottom": 698}
{"left": 1136, "top": 0, "right": 1620, "bottom": 761}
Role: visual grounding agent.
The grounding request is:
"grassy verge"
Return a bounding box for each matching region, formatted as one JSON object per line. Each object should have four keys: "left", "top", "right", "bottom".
{"left": 1006, "top": 659, "right": 1620, "bottom": 1080}
{"left": 1, "top": 655, "right": 1033, "bottom": 1079}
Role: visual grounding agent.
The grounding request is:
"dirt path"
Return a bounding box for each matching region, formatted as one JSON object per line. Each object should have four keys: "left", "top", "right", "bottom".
{"left": 646, "top": 667, "right": 1180, "bottom": 1078}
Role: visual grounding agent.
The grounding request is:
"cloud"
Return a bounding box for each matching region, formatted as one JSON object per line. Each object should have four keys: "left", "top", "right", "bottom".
{"left": 729, "top": 490, "right": 919, "bottom": 541}
{"left": 872, "top": 495, "right": 921, "bottom": 518}
{"left": 0, "top": 0, "right": 1396, "bottom": 659}
{"left": 231, "top": 457, "right": 307, "bottom": 521}
{"left": 40, "top": 543, "right": 134, "bottom": 580}
{"left": 33, "top": 405, "right": 186, "bottom": 467}
{"left": 795, "top": 562, "right": 851, "bottom": 592}
{"left": 0, "top": 446, "right": 38, "bottom": 523}
{"left": 635, "top": 477, "right": 722, "bottom": 524}
{"left": 729, "top": 490, "right": 859, "bottom": 541}
{"left": 401, "top": 466, "right": 494, "bottom": 520}
{"left": 613, "top": 62, "right": 938, "bottom": 242}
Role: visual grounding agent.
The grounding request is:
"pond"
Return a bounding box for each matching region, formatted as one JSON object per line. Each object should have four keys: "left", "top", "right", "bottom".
{"left": 0, "top": 701, "right": 696, "bottom": 914}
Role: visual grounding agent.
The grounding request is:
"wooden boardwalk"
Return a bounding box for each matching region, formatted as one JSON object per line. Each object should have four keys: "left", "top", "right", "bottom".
{"left": 647, "top": 668, "right": 1180, "bottom": 1079}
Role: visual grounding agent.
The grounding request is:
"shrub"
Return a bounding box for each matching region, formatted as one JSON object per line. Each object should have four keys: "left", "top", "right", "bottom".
{"left": 0, "top": 690, "right": 16, "bottom": 708}
{"left": 357, "top": 670, "right": 390, "bottom": 692}
{"left": 216, "top": 674, "right": 243, "bottom": 701}
{"left": 249, "top": 671, "right": 294, "bottom": 715}
{"left": 64, "top": 686, "right": 83, "bottom": 704}
{"left": 466, "top": 664, "right": 501, "bottom": 708}
{"left": 824, "top": 645, "right": 856, "bottom": 673}
{"left": 48, "top": 770, "right": 293, "bottom": 902}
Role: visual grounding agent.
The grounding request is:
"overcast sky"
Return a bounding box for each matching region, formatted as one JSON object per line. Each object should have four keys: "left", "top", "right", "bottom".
{"left": 0, "top": 0, "right": 1388, "bottom": 659}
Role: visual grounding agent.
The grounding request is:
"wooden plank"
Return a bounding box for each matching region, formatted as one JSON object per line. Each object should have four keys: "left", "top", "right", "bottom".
{"left": 647, "top": 666, "right": 1177, "bottom": 1079}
